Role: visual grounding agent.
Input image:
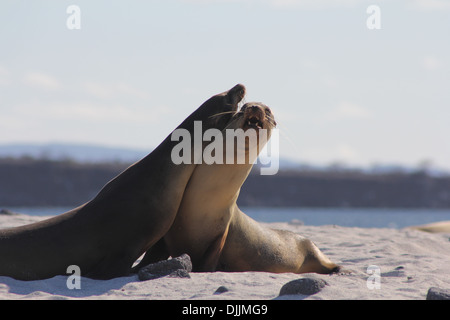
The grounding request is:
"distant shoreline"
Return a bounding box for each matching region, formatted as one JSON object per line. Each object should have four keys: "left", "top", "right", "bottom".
{"left": 2, "top": 157, "right": 450, "bottom": 208}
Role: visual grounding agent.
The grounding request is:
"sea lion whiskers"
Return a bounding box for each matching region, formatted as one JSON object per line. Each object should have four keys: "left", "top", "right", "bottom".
{"left": 270, "top": 120, "right": 302, "bottom": 157}
{"left": 265, "top": 114, "right": 277, "bottom": 127}
{"left": 208, "top": 110, "right": 246, "bottom": 129}
{"left": 208, "top": 110, "right": 239, "bottom": 119}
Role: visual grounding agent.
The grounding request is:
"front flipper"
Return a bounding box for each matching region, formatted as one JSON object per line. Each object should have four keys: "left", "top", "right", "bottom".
{"left": 132, "top": 238, "right": 170, "bottom": 273}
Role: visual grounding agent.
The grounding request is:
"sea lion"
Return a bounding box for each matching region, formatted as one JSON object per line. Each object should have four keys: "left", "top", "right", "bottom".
{"left": 151, "top": 102, "right": 341, "bottom": 274}
{"left": 0, "top": 84, "right": 246, "bottom": 280}
{"left": 408, "top": 221, "right": 450, "bottom": 233}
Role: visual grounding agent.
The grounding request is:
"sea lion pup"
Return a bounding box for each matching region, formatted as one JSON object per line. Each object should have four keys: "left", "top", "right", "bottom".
{"left": 157, "top": 103, "right": 341, "bottom": 274}
{"left": 0, "top": 84, "right": 245, "bottom": 280}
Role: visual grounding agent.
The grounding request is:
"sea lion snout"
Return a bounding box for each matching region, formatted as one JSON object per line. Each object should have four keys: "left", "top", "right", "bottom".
{"left": 226, "top": 84, "right": 246, "bottom": 107}
{"left": 243, "top": 106, "right": 265, "bottom": 130}
{"left": 240, "top": 103, "right": 276, "bottom": 131}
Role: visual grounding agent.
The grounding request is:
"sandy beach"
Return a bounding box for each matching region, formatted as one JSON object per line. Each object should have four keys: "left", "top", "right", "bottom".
{"left": 1, "top": 214, "right": 449, "bottom": 300}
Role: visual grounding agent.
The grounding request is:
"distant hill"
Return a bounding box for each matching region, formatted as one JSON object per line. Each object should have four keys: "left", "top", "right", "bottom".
{"left": 0, "top": 143, "right": 149, "bottom": 163}
{"left": 1, "top": 143, "right": 450, "bottom": 208}
{"left": 240, "top": 169, "right": 450, "bottom": 208}
{"left": 0, "top": 157, "right": 128, "bottom": 207}
{"left": 1, "top": 143, "right": 449, "bottom": 176}
{"left": 0, "top": 142, "right": 307, "bottom": 170}
{"left": 1, "top": 157, "right": 450, "bottom": 208}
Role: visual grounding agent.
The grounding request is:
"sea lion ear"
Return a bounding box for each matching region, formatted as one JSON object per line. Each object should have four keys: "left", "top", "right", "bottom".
{"left": 226, "top": 84, "right": 246, "bottom": 106}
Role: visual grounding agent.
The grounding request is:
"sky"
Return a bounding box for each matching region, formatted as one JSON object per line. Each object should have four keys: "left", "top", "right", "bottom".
{"left": 0, "top": 0, "right": 449, "bottom": 171}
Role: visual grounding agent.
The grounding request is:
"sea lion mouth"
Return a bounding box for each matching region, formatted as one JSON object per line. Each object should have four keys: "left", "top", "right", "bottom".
{"left": 223, "top": 102, "right": 276, "bottom": 133}
{"left": 246, "top": 116, "right": 264, "bottom": 130}
{"left": 242, "top": 104, "right": 267, "bottom": 131}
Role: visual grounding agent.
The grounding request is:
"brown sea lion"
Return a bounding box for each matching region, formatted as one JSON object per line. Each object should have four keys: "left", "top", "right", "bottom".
{"left": 146, "top": 102, "right": 341, "bottom": 274}
{"left": 0, "top": 84, "right": 246, "bottom": 280}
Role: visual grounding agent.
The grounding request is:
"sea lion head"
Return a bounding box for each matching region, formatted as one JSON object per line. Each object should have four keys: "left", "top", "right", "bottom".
{"left": 199, "top": 84, "right": 247, "bottom": 131}
{"left": 237, "top": 102, "right": 276, "bottom": 132}
{"left": 225, "top": 102, "right": 276, "bottom": 136}
{"left": 175, "top": 84, "right": 246, "bottom": 139}
{"left": 222, "top": 102, "right": 276, "bottom": 164}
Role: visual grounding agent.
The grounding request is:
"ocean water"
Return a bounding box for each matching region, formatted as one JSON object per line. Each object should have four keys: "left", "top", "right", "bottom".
{"left": 5, "top": 206, "right": 450, "bottom": 229}
{"left": 243, "top": 207, "right": 450, "bottom": 229}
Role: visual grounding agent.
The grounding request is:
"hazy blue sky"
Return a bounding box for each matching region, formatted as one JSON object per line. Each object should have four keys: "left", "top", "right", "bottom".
{"left": 1, "top": 0, "right": 449, "bottom": 170}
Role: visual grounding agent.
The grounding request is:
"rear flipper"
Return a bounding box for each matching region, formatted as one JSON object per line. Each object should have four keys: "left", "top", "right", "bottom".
{"left": 298, "top": 239, "right": 347, "bottom": 275}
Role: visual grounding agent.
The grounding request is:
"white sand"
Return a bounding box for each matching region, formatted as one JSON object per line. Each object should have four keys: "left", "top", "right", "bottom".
{"left": 1, "top": 214, "right": 449, "bottom": 300}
